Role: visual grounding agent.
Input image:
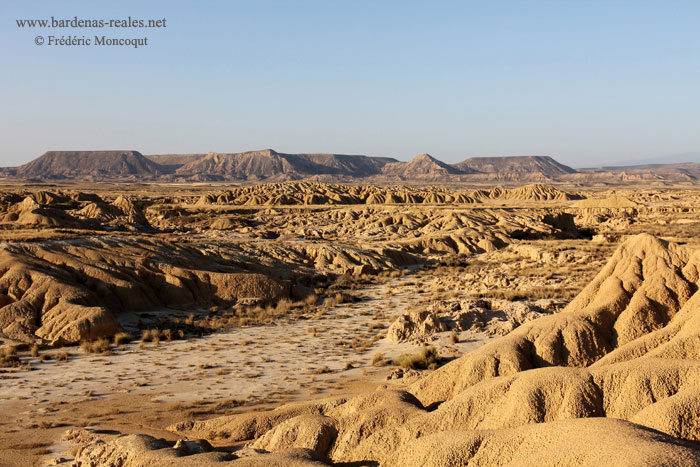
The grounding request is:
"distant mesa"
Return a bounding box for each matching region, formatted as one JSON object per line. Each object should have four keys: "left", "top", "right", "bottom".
{"left": 1, "top": 149, "right": 698, "bottom": 183}
{"left": 11, "top": 150, "right": 162, "bottom": 181}
{"left": 453, "top": 155, "right": 576, "bottom": 181}
{"left": 171, "top": 149, "right": 398, "bottom": 181}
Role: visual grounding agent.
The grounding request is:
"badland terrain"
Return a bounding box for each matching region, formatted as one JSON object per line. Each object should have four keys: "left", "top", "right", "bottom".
{"left": 1, "top": 150, "right": 700, "bottom": 466}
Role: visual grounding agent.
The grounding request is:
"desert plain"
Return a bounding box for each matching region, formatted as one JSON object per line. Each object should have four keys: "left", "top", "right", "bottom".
{"left": 2, "top": 161, "right": 700, "bottom": 465}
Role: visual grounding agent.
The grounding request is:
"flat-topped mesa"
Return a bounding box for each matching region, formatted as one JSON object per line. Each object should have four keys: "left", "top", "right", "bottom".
{"left": 14, "top": 150, "right": 162, "bottom": 180}
{"left": 453, "top": 155, "right": 576, "bottom": 181}
{"left": 173, "top": 149, "right": 398, "bottom": 180}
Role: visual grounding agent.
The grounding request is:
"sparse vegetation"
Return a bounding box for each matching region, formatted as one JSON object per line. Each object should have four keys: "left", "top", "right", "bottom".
{"left": 0, "top": 345, "right": 21, "bottom": 368}
{"left": 371, "top": 352, "right": 389, "bottom": 367}
{"left": 113, "top": 332, "right": 133, "bottom": 345}
{"left": 80, "top": 338, "right": 111, "bottom": 354}
{"left": 141, "top": 329, "right": 161, "bottom": 343}
{"left": 392, "top": 346, "right": 440, "bottom": 370}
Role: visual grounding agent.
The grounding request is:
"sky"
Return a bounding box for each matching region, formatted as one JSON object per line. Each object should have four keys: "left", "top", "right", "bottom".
{"left": 1, "top": 0, "right": 699, "bottom": 168}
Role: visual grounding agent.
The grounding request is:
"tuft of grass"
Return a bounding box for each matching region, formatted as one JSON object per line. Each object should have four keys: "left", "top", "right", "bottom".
{"left": 141, "top": 329, "right": 161, "bottom": 343}
{"left": 304, "top": 294, "right": 318, "bottom": 306}
{"left": 80, "top": 338, "right": 111, "bottom": 354}
{"left": 450, "top": 330, "right": 459, "bottom": 344}
{"left": 275, "top": 298, "right": 293, "bottom": 314}
{"left": 113, "top": 332, "right": 132, "bottom": 346}
{"left": 392, "top": 346, "right": 440, "bottom": 370}
{"left": 31, "top": 344, "right": 40, "bottom": 358}
{"left": 0, "top": 345, "right": 21, "bottom": 368}
{"left": 371, "top": 352, "right": 389, "bottom": 367}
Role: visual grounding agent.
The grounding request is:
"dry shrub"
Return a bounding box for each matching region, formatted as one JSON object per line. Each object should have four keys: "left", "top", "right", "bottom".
{"left": 55, "top": 350, "right": 69, "bottom": 362}
{"left": 311, "top": 366, "right": 332, "bottom": 374}
{"left": 0, "top": 345, "right": 21, "bottom": 368}
{"left": 31, "top": 344, "right": 40, "bottom": 358}
{"left": 113, "top": 332, "right": 132, "bottom": 346}
{"left": 450, "top": 330, "right": 459, "bottom": 344}
{"left": 304, "top": 294, "right": 318, "bottom": 306}
{"left": 141, "top": 329, "right": 161, "bottom": 343}
{"left": 275, "top": 298, "right": 292, "bottom": 314}
{"left": 393, "top": 346, "right": 440, "bottom": 370}
{"left": 81, "top": 338, "right": 111, "bottom": 354}
{"left": 162, "top": 329, "right": 174, "bottom": 341}
{"left": 371, "top": 352, "right": 389, "bottom": 367}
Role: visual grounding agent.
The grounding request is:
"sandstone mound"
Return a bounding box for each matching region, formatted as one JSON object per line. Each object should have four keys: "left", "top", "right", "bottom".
{"left": 573, "top": 194, "right": 642, "bottom": 209}
{"left": 389, "top": 418, "right": 700, "bottom": 467}
{"left": 73, "top": 433, "right": 331, "bottom": 466}
{"left": 75, "top": 195, "right": 150, "bottom": 229}
{"left": 490, "top": 183, "right": 583, "bottom": 201}
{"left": 410, "top": 234, "right": 695, "bottom": 404}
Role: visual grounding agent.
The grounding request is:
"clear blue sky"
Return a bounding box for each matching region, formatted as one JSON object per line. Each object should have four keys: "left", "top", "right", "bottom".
{"left": 1, "top": 0, "right": 699, "bottom": 167}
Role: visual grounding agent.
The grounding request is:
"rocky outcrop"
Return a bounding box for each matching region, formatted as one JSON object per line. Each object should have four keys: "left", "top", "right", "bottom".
{"left": 387, "top": 298, "right": 562, "bottom": 342}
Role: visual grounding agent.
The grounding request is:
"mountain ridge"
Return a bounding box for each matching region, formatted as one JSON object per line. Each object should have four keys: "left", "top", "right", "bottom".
{"left": 2, "top": 150, "right": 699, "bottom": 183}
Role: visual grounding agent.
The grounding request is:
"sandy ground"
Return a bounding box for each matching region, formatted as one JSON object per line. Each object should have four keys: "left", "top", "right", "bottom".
{"left": 0, "top": 274, "right": 494, "bottom": 466}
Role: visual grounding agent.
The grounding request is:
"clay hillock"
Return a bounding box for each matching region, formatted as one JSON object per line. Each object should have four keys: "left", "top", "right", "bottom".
{"left": 1, "top": 195, "right": 81, "bottom": 228}
{"left": 193, "top": 182, "right": 582, "bottom": 207}
{"left": 0, "top": 237, "right": 290, "bottom": 344}
{"left": 0, "top": 191, "right": 154, "bottom": 231}
{"left": 152, "top": 234, "right": 700, "bottom": 466}
{"left": 75, "top": 195, "right": 151, "bottom": 230}
{"left": 572, "top": 194, "right": 642, "bottom": 209}
{"left": 13, "top": 150, "right": 163, "bottom": 180}
{"left": 452, "top": 155, "right": 576, "bottom": 181}
{"left": 489, "top": 183, "right": 584, "bottom": 201}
